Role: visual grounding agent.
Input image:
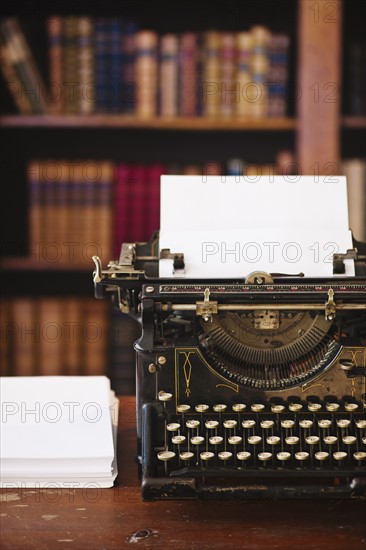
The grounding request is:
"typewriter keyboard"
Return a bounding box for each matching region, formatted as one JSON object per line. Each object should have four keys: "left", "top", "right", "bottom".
{"left": 156, "top": 400, "right": 366, "bottom": 475}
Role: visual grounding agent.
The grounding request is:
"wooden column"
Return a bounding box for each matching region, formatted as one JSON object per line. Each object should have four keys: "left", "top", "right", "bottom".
{"left": 297, "top": 0, "right": 342, "bottom": 175}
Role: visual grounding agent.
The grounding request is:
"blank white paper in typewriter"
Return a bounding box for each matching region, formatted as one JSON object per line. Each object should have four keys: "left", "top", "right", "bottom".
{"left": 159, "top": 175, "right": 355, "bottom": 278}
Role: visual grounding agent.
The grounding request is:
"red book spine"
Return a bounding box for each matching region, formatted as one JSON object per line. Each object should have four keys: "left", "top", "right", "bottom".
{"left": 146, "top": 164, "right": 166, "bottom": 238}
{"left": 128, "top": 164, "right": 147, "bottom": 242}
{"left": 115, "top": 164, "right": 132, "bottom": 256}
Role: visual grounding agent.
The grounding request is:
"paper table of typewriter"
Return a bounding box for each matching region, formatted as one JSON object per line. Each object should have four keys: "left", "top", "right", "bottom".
{"left": 93, "top": 176, "right": 366, "bottom": 500}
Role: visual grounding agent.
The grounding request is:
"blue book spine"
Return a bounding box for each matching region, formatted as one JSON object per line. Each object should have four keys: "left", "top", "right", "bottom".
{"left": 95, "top": 19, "right": 108, "bottom": 113}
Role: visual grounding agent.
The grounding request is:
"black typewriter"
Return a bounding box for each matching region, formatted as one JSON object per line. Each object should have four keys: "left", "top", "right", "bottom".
{"left": 92, "top": 176, "right": 366, "bottom": 500}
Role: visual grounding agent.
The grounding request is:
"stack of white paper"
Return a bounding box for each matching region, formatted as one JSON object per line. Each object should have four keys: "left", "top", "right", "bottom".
{"left": 0, "top": 376, "right": 118, "bottom": 488}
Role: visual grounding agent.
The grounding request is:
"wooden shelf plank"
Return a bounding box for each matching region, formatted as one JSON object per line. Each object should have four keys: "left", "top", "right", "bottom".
{"left": 342, "top": 116, "right": 366, "bottom": 129}
{"left": 0, "top": 114, "right": 296, "bottom": 131}
{"left": 1, "top": 257, "right": 91, "bottom": 272}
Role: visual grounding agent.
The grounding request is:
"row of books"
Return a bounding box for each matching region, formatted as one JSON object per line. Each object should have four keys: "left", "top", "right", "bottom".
{"left": 0, "top": 296, "right": 138, "bottom": 395}
{"left": 0, "top": 16, "right": 290, "bottom": 118}
{"left": 0, "top": 297, "right": 109, "bottom": 377}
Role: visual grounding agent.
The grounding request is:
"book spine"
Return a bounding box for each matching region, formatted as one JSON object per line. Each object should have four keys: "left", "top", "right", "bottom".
{"left": 0, "top": 298, "right": 12, "bottom": 376}
{"left": 159, "top": 34, "right": 178, "bottom": 117}
{"left": 28, "top": 161, "right": 42, "bottom": 259}
{"left": 250, "top": 25, "right": 270, "bottom": 118}
{"left": 235, "top": 32, "right": 253, "bottom": 118}
{"left": 146, "top": 163, "right": 166, "bottom": 238}
{"left": 78, "top": 16, "right": 95, "bottom": 115}
{"left": 38, "top": 298, "right": 64, "bottom": 375}
{"left": 179, "top": 32, "right": 197, "bottom": 117}
{"left": 220, "top": 32, "right": 236, "bottom": 118}
{"left": 268, "top": 33, "right": 290, "bottom": 117}
{"left": 203, "top": 31, "right": 221, "bottom": 118}
{"left": 64, "top": 297, "right": 81, "bottom": 375}
{"left": 121, "top": 20, "right": 137, "bottom": 114}
{"left": 62, "top": 17, "right": 79, "bottom": 114}
{"left": 47, "top": 16, "right": 63, "bottom": 114}
{"left": 98, "top": 161, "right": 114, "bottom": 263}
{"left": 81, "top": 299, "right": 108, "bottom": 375}
{"left": 94, "top": 19, "right": 108, "bottom": 113}
{"left": 0, "top": 34, "right": 33, "bottom": 113}
{"left": 128, "top": 164, "right": 148, "bottom": 242}
{"left": 4, "top": 18, "right": 49, "bottom": 113}
{"left": 12, "top": 298, "right": 36, "bottom": 376}
{"left": 115, "top": 164, "right": 131, "bottom": 257}
{"left": 109, "top": 18, "right": 123, "bottom": 113}
{"left": 135, "top": 30, "right": 158, "bottom": 118}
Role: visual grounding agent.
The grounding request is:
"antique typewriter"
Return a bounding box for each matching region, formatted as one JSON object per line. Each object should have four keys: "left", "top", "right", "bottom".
{"left": 93, "top": 176, "right": 366, "bottom": 500}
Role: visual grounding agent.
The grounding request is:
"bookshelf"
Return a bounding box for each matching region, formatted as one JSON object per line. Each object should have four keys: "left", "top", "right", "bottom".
{"left": 1, "top": 0, "right": 365, "bottom": 386}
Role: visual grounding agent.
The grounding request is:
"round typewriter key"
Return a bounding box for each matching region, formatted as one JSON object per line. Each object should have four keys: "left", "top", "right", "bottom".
{"left": 158, "top": 451, "right": 175, "bottom": 461}
{"left": 326, "top": 402, "right": 340, "bottom": 412}
{"left": 237, "top": 451, "right": 251, "bottom": 461}
{"left": 344, "top": 403, "right": 358, "bottom": 412}
{"left": 299, "top": 419, "right": 313, "bottom": 429}
{"left": 308, "top": 403, "right": 322, "bottom": 412}
{"left": 277, "top": 451, "right": 291, "bottom": 462}
{"left": 209, "top": 435, "right": 223, "bottom": 445}
{"left": 337, "top": 419, "right": 351, "bottom": 428}
{"left": 258, "top": 452, "right": 272, "bottom": 462}
{"left": 195, "top": 404, "right": 209, "bottom": 413}
{"left": 354, "top": 452, "right": 366, "bottom": 461}
{"left": 186, "top": 419, "right": 200, "bottom": 429}
{"left": 260, "top": 420, "right": 274, "bottom": 429}
{"left": 172, "top": 435, "right": 186, "bottom": 445}
{"left": 180, "top": 451, "right": 194, "bottom": 461}
{"left": 228, "top": 436, "right": 242, "bottom": 445}
{"left": 323, "top": 435, "right": 338, "bottom": 445}
{"left": 356, "top": 420, "right": 366, "bottom": 429}
{"left": 363, "top": 437, "right": 366, "bottom": 445}
{"left": 267, "top": 435, "right": 281, "bottom": 445}
{"left": 289, "top": 403, "right": 303, "bottom": 412}
{"left": 218, "top": 451, "right": 232, "bottom": 461}
{"left": 333, "top": 451, "right": 347, "bottom": 461}
{"left": 213, "top": 404, "right": 227, "bottom": 412}
{"left": 251, "top": 403, "right": 265, "bottom": 412}
{"left": 271, "top": 404, "right": 285, "bottom": 413}
{"left": 232, "top": 403, "right": 246, "bottom": 412}
{"left": 342, "top": 435, "right": 357, "bottom": 445}
{"left": 315, "top": 451, "right": 329, "bottom": 461}
{"left": 285, "top": 436, "right": 299, "bottom": 445}
{"left": 200, "top": 451, "right": 214, "bottom": 461}
{"left": 248, "top": 435, "right": 262, "bottom": 445}
{"left": 295, "top": 451, "right": 310, "bottom": 461}
{"left": 205, "top": 420, "right": 219, "bottom": 430}
{"left": 242, "top": 419, "right": 256, "bottom": 429}
{"left": 158, "top": 391, "right": 173, "bottom": 402}
{"left": 281, "top": 419, "right": 295, "bottom": 429}
{"left": 305, "top": 435, "right": 320, "bottom": 445}
{"left": 166, "top": 423, "right": 180, "bottom": 432}
{"left": 177, "top": 404, "right": 191, "bottom": 413}
{"left": 223, "top": 420, "right": 237, "bottom": 429}
{"left": 318, "top": 419, "right": 332, "bottom": 429}
{"left": 191, "top": 436, "right": 204, "bottom": 445}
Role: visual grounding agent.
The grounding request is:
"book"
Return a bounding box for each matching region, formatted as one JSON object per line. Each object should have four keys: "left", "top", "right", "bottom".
{"left": 135, "top": 30, "right": 158, "bottom": 118}
{"left": 179, "top": 33, "right": 197, "bottom": 117}
{"left": 62, "top": 17, "right": 79, "bottom": 114}
{"left": 0, "top": 376, "right": 118, "bottom": 488}
{"left": 78, "top": 17, "right": 95, "bottom": 115}
{"left": 0, "top": 18, "right": 49, "bottom": 114}
{"left": 121, "top": 20, "right": 137, "bottom": 114}
{"left": 203, "top": 31, "right": 221, "bottom": 118}
{"left": 0, "top": 32, "right": 33, "bottom": 114}
{"left": 268, "top": 33, "right": 290, "bottom": 117}
{"left": 159, "top": 34, "right": 179, "bottom": 117}
{"left": 220, "top": 32, "right": 236, "bottom": 118}
{"left": 12, "top": 298, "right": 36, "bottom": 377}
{"left": 236, "top": 32, "right": 252, "bottom": 118}
{"left": 250, "top": 25, "right": 270, "bottom": 118}
{"left": 47, "top": 16, "right": 63, "bottom": 114}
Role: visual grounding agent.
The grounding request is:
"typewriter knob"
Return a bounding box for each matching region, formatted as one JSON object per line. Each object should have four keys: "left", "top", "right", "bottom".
{"left": 245, "top": 271, "right": 273, "bottom": 285}
{"left": 339, "top": 359, "right": 354, "bottom": 371}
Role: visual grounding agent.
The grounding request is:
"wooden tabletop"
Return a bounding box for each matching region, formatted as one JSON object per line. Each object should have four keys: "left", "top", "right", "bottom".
{"left": 1, "top": 396, "right": 365, "bottom": 550}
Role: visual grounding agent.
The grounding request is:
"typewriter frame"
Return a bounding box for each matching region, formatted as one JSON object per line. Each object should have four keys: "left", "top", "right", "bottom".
{"left": 93, "top": 234, "right": 366, "bottom": 500}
